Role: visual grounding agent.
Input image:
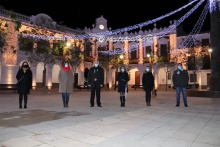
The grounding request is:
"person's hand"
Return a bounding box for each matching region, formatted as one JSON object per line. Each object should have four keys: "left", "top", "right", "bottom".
{"left": 88, "top": 84, "right": 91, "bottom": 87}
{"left": 100, "top": 84, "right": 103, "bottom": 87}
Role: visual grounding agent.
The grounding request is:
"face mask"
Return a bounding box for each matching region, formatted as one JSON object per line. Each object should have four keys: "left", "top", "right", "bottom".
{"left": 146, "top": 68, "right": 150, "bottom": 72}
{"left": 64, "top": 63, "right": 68, "bottom": 67}
{"left": 121, "top": 69, "right": 125, "bottom": 72}
{"left": 177, "top": 66, "right": 182, "bottom": 70}
{"left": 94, "top": 64, "right": 98, "bottom": 67}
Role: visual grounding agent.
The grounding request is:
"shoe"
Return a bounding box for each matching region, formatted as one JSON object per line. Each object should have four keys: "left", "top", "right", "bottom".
{"left": 184, "top": 104, "right": 188, "bottom": 107}
{"left": 19, "top": 105, "right": 22, "bottom": 109}
{"left": 24, "top": 105, "right": 27, "bottom": 109}
{"left": 98, "top": 105, "right": 102, "bottom": 107}
{"left": 90, "top": 105, "right": 94, "bottom": 107}
{"left": 176, "top": 104, "right": 180, "bottom": 107}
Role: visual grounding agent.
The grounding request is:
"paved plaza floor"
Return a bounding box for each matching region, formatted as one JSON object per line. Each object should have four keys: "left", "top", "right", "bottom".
{"left": 0, "top": 88, "right": 220, "bottom": 147}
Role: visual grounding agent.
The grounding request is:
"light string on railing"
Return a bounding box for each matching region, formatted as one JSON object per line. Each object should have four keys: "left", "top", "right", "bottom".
{"left": 178, "top": 0, "right": 209, "bottom": 49}
{"left": 209, "top": 0, "right": 217, "bottom": 12}
{"left": 98, "top": 0, "right": 205, "bottom": 55}
{"left": 21, "top": 0, "right": 199, "bottom": 40}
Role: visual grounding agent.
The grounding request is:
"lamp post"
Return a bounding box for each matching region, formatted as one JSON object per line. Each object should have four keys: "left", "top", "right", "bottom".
{"left": 119, "top": 54, "right": 124, "bottom": 65}
{"left": 147, "top": 53, "right": 152, "bottom": 69}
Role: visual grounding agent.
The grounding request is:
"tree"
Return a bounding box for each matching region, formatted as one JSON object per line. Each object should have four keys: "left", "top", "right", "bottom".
{"left": 19, "top": 28, "right": 61, "bottom": 93}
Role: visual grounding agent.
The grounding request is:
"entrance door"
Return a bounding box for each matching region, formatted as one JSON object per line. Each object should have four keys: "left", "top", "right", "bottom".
{"left": 135, "top": 71, "right": 140, "bottom": 85}
{"left": 207, "top": 73, "right": 211, "bottom": 88}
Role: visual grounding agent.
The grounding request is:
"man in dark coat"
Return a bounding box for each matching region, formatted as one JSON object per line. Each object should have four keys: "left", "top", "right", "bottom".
{"left": 116, "top": 66, "right": 129, "bottom": 107}
{"left": 142, "top": 66, "right": 155, "bottom": 106}
{"left": 172, "top": 63, "right": 189, "bottom": 107}
{"left": 88, "top": 60, "right": 104, "bottom": 107}
{"left": 16, "top": 61, "right": 32, "bottom": 109}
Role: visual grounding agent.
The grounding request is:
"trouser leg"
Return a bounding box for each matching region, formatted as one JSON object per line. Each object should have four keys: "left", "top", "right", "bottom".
{"left": 66, "top": 93, "right": 69, "bottom": 107}
{"left": 176, "top": 87, "right": 181, "bottom": 105}
{"left": 96, "top": 86, "right": 101, "bottom": 106}
{"left": 62, "top": 93, "right": 66, "bottom": 107}
{"left": 90, "top": 87, "right": 95, "bottom": 106}
{"left": 19, "top": 94, "right": 23, "bottom": 108}
{"left": 122, "top": 96, "right": 125, "bottom": 106}
{"left": 24, "top": 94, "right": 28, "bottom": 108}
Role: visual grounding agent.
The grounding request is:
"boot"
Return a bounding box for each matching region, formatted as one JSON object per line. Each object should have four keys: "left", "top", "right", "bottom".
{"left": 120, "top": 96, "right": 123, "bottom": 106}
{"left": 24, "top": 94, "right": 28, "bottom": 108}
{"left": 19, "top": 94, "right": 23, "bottom": 109}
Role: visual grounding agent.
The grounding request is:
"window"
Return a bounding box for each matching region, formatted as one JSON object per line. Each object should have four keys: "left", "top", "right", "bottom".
{"left": 160, "top": 44, "right": 168, "bottom": 56}
{"left": 190, "top": 74, "right": 197, "bottom": 82}
{"left": 145, "top": 46, "right": 151, "bottom": 57}
{"left": 202, "top": 38, "right": 209, "bottom": 46}
{"left": 130, "top": 49, "right": 137, "bottom": 59}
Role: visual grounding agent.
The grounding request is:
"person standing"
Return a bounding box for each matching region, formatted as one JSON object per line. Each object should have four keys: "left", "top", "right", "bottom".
{"left": 172, "top": 63, "right": 189, "bottom": 107}
{"left": 88, "top": 60, "right": 104, "bottom": 107}
{"left": 116, "top": 66, "right": 129, "bottom": 107}
{"left": 16, "top": 61, "right": 33, "bottom": 109}
{"left": 58, "top": 59, "right": 74, "bottom": 108}
{"left": 142, "top": 66, "right": 154, "bottom": 106}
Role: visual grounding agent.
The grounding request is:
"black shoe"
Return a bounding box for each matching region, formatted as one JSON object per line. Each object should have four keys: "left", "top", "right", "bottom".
{"left": 184, "top": 104, "right": 188, "bottom": 107}
{"left": 24, "top": 105, "right": 27, "bottom": 109}
{"left": 176, "top": 104, "right": 180, "bottom": 107}
{"left": 90, "top": 105, "right": 94, "bottom": 107}
{"left": 19, "top": 105, "right": 22, "bottom": 109}
{"left": 98, "top": 105, "right": 102, "bottom": 107}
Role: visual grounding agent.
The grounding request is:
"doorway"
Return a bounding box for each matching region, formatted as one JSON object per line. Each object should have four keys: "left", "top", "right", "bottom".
{"left": 135, "top": 71, "right": 140, "bottom": 85}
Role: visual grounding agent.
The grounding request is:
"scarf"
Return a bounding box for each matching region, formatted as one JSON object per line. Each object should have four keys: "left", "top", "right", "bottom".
{"left": 62, "top": 66, "right": 70, "bottom": 72}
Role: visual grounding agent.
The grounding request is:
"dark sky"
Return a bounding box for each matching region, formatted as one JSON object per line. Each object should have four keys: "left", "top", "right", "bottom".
{"left": 0, "top": 0, "right": 210, "bottom": 33}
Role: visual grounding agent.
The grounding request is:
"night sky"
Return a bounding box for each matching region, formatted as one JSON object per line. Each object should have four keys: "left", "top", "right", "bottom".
{"left": 0, "top": 0, "right": 210, "bottom": 33}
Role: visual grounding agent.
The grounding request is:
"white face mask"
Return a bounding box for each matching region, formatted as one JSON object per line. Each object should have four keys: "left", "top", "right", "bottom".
{"left": 121, "top": 69, "right": 125, "bottom": 72}
{"left": 64, "top": 63, "right": 68, "bottom": 67}
{"left": 146, "top": 68, "right": 150, "bottom": 72}
{"left": 94, "top": 63, "right": 98, "bottom": 67}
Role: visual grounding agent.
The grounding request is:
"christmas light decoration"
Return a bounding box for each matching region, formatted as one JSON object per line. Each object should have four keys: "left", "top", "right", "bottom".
{"left": 21, "top": 0, "right": 199, "bottom": 40}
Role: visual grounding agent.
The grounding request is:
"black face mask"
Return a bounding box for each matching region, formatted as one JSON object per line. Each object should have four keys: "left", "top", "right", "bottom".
{"left": 23, "top": 65, "right": 29, "bottom": 68}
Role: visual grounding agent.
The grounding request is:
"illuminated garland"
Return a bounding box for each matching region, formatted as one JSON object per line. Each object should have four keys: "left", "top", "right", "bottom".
{"left": 178, "top": 0, "right": 209, "bottom": 49}
{"left": 98, "top": 0, "right": 205, "bottom": 55}
{"left": 21, "top": 0, "right": 199, "bottom": 40}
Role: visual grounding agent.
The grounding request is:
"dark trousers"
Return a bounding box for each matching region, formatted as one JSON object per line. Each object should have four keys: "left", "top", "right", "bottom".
{"left": 145, "top": 89, "right": 152, "bottom": 104}
{"left": 90, "top": 82, "right": 101, "bottom": 106}
{"left": 62, "top": 93, "right": 69, "bottom": 107}
{"left": 19, "top": 94, "right": 28, "bottom": 107}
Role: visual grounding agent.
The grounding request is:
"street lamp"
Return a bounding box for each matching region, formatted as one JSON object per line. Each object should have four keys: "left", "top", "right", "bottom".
{"left": 119, "top": 54, "right": 124, "bottom": 65}
{"left": 208, "top": 48, "right": 212, "bottom": 59}
{"left": 147, "top": 53, "right": 152, "bottom": 69}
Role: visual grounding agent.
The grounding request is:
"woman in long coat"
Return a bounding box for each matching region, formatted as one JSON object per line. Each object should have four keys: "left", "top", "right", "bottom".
{"left": 16, "top": 61, "right": 32, "bottom": 109}
{"left": 116, "top": 66, "right": 129, "bottom": 107}
{"left": 58, "top": 59, "right": 74, "bottom": 108}
{"left": 142, "top": 66, "right": 155, "bottom": 106}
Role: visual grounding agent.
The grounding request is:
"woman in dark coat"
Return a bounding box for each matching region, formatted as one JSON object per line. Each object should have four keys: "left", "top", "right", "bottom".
{"left": 142, "top": 66, "right": 154, "bottom": 106}
{"left": 116, "top": 66, "right": 129, "bottom": 107}
{"left": 16, "top": 61, "right": 33, "bottom": 109}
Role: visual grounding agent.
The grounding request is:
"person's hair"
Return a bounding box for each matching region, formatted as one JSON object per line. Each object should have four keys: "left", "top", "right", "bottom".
{"left": 177, "top": 63, "right": 182, "bottom": 66}
{"left": 146, "top": 66, "right": 150, "bottom": 68}
{"left": 62, "top": 59, "right": 70, "bottom": 66}
{"left": 21, "top": 61, "right": 29, "bottom": 68}
{"left": 120, "top": 66, "right": 126, "bottom": 71}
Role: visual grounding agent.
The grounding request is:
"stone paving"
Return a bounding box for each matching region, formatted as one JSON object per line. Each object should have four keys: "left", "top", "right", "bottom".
{"left": 0, "top": 88, "right": 220, "bottom": 147}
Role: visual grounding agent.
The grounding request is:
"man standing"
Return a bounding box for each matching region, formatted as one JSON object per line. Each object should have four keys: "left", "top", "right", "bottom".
{"left": 172, "top": 63, "right": 189, "bottom": 107}
{"left": 88, "top": 60, "right": 104, "bottom": 107}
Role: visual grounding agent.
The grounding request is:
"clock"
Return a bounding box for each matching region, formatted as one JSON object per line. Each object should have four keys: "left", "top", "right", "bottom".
{"left": 99, "top": 24, "right": 104, "bottom": 30}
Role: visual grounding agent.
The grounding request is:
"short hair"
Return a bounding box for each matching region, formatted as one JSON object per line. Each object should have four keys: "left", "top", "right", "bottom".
{"left": 21, "top": 61, "right": 29, "bottom": 67}
{"left": 177, "top": 63, "right": 182, "bottom": 66}
{"left": 146, "top": 66, "right": 150, "bottom": 68}
{"left": 120, "top": 65, "right": 126, "bottom": 71}
{"left": 62, "top": 59, "right": 70, "bottom": 66}
{"left": 94, "top": 60, "right": 99, "bottom": 64}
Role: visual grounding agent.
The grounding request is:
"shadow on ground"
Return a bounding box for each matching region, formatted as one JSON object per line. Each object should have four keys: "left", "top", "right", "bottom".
{"left": 0, "top": 109, "right": 89, "bottom": 127}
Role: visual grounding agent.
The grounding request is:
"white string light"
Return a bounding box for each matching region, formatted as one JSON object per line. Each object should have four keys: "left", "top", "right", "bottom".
{"left": 21, "top": 0, "right": 199, "bottom": 40}
{"left": 98, "top": 0, "right": 205, "bottom": 55}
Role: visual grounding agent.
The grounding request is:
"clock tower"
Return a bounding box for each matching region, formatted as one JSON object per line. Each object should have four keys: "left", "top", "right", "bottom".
{"left": 94, "top": 15, "right": 107, "bottom": 32}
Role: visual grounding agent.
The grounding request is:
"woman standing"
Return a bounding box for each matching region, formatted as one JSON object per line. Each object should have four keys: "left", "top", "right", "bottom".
{"left": 116, "top": 66, "right": 129, "bottom": 107}
{"left": 58, "top": 59, "right": 74, "bottom": 108}
{"left": 142, "top": 66, "right": 155, "bottom": 106}
{"left": 16, "top": 61, "right": 33, "bottom": 109}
